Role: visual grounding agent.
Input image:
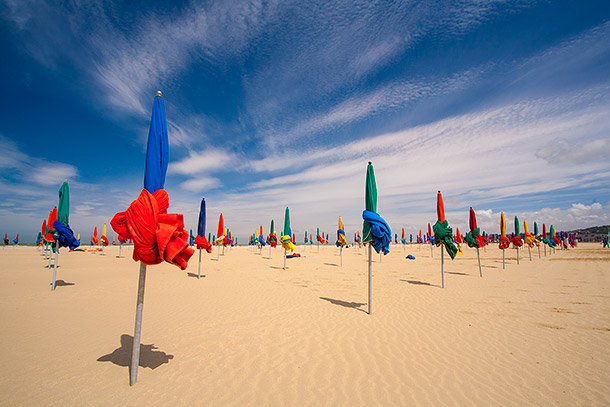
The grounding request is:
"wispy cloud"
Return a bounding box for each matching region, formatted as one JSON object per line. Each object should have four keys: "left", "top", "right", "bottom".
{"left": 0, "top": 136, "right": 78, "bottom": 185}
{"left": 179, "top": 176, "right": 221, "bottom": 192}
{"left": 170, "top": 148, "right": 236, "bottom": 175}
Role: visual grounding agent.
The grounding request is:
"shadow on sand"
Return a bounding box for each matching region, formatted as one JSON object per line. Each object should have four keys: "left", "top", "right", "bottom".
{"left": 320, "top": 297, "right": 367, "bottom": 313}
{"left": 97, "top": 334, "right": 174, "bottom": 376}
{"left": 400, "top": 279, "right": 439, "bottom": 287}
{"left": 187, "top": 272, "right": 205, "bottom": 278}
{"left": 50, "top": 279, "right": 74, "bottom": 287}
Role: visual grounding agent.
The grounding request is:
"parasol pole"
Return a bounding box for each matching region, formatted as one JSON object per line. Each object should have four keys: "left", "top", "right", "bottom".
{"left": 476, "top": 247, "right": 482, "bottom": 277}
{"left": 379, "top": 250, "right": 382, "bottom": 263}
{"left": 283, "top": 248, "right": 286, "bottom": 270}
{"left": 441, "top": 245, "right": 445, "bottom": 288}
{"left": 367, "top": 243, "right": 372, "bottom": 314}
{"left": 217, "top": 244, "right": 220, "bottom": 261}
{"left": 340, "top": 246, "right": 343, "bottom": 267}
{"left": 48, "top": 244, "right": 53, "bottom": 269}
{"left": 544, "top": 245, "right": 546, "bottom": 257}
{"left": 528, "top": 246, "right": 532, "bottom": 261}
{"left": 430, "top": 242, "right": 433, "bottom": 258}
{"left": 538, "top": 245, "right": 541, "bottom": 259}
{"left": 130, "top": 262, "right": 147, "bottom": 386}
{"left": 51, "top": 245, "right": 58, "bottom": 291}
{"left": 269, "top": 244, "right": 271, "bottom": 259}
{"left": 502, "top": 249, "right": 505, "bottom": 269}
{"left": 197, "top": 248, "right": 202, "bottom": 279}
{"left": 516, "top": 247, "right": 519, "bottom": 264}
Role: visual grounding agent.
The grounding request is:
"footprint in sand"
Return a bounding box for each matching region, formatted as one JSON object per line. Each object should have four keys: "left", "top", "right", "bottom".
{"left": 549, "top": 307, "right": 578, "bottom": 314}
{"left": 537, "top": 323, "right": 565, "bottom": 330}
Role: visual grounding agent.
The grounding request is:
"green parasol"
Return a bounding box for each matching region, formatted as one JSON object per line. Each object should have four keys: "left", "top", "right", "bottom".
{"left": 57, "top": 181, "right": 69, "bottom": 226}
{"left": 363, "top": 162, "right": 377, "bottom": 243}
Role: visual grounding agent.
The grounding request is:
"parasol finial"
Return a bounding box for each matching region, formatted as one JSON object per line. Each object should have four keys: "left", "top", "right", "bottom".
{"left": 156, "top": 90, "right": 162, "bottom": 97}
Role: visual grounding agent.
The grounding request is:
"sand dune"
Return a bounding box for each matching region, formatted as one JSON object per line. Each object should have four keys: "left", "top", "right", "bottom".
{"left": 0, "top": 243, "right": 608, "bottom": 406}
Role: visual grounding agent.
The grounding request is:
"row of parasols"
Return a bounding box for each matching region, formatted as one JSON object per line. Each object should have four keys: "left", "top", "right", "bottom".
{"left": 28, "top": 92, "right": 578, "bottom": 386}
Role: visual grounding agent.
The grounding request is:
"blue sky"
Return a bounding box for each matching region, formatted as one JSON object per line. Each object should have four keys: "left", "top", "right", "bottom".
{"left": 1, "top": 0, "right": 610, "bottom": 243}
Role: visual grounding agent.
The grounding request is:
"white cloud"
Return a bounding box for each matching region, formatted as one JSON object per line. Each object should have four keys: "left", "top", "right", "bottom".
{"left": 179, "top": 176, "right": 221, "bottom": 192}
{"left": 30, "top": 163, "right": 78, "bottom": 186}
{"left": 0, "top": 136, "right": 79, "bottom": 185}
{"left": 535, "top": 137, "right": 610, "bottom": 165}
{"left": 170, "top": 148, "right": 235, "bottom": 175}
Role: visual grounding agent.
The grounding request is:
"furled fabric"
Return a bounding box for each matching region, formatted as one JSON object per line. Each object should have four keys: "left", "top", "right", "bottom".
{"left": 268, "top": 232, "right": 277, "bottom": 248}
{"left": 286, "top": 253, "right": 301, "bottom": 258}
{"left": 499, "top": 236, "right": 510, "bottom": 249}
{"left": 53, "top": 220, "right": 80, "bottom": 250}
{"left": 362, "top": 210, "right": 391, "bottom": 255}
{"left": 511, "top": 235, "right": 523, "bottom": 247}
{"left": 195, "top": 235, "right": 213, "bottom": 253}
{"left": 405, "top": 255, "right": 415, "bottom": 260}
{"left": 280, "top": 235, "right": 296, "bottom": 252}
{"left": 432, "top": 220, "right": 458, "bottom": 260}
{"left": 336, "top": 229, "right": 347, "bottom": 247}
{"left": 100, "top": 235, "right": 109, "bottom": 246}
{"left": 46, "top": 208, "right": 57, "bottom": 242}
{"left": 464, "top": 227, "right": 485, "bottom": 248}
{"left": 111, "top": 188, "right": 194, "bottom": 270}
{"left": 258, "top": 235, "right": 267, "bottom": 247}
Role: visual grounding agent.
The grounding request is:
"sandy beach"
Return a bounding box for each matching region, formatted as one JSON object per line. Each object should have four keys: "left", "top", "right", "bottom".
{"left": 0, "top": 243, "right": 609, "bottom": 406}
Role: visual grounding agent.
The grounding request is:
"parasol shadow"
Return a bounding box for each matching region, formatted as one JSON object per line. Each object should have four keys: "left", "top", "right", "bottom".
{"left": 400, "top": 279, "right": 440, "bottom": 287}
{"left": 98, "top": 334, "right": 173, "bottom": 375}
{"left": 320, "top": 297, "right": 367, "bottom": 313}
{"left": 50, "top": 279, "right": 74, "bottom": 287}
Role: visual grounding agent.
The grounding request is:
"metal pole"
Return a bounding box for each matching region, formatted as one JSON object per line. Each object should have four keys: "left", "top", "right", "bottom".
{"left": 51, "top": 246, "right": 58, "bottom": 291}
{"left": 217, "top": 245, "right": 220, "bottom": 261}
{"left": 48, "top": 244, "right": 53, "bottom": 269}
{"left": 130, "top": 262, "right": 147, "bottom": 386}
{"left": 441, "top": 245, "right": 445, "bottom": 288}
{"left": 340, "top": 246, "right": 343, "bottom": 267}
{"left": 269, "top": 245, "right": 271, "bottom": 259}
{"left": 430, "top": 243, "right": 433, "bottom": 258}
{"left": 367, "top": 244, "right": 372, "bottom": 315}
{"left": 503, "top": 249, "right": 505, "bottom": 269}
{"left": 476, "top": 247, "right": 482, "bottom": 277}
{"left": 119, "top": 245, "right": 122, "bottom": 258}
{"left": 283, "top": 248, "right": 286, "bottom": 270}
{"left": 538, "top": 245, "right": 541, "bottom": 259}
{"left": 544, "top": 245, "right": 546, "bottom": 257}
{"left": 528, "top": 246, "right": 532, "bottom": 261}
{"left": 197, "top": 249, "right": 202, "bottom": 279}
{"left": 517, "top": 247, "right": 519, "bottom": 265}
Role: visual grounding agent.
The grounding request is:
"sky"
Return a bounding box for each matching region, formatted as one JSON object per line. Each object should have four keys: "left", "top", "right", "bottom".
{"left": 1, "top": 0, "right": 610, "bottom": 243}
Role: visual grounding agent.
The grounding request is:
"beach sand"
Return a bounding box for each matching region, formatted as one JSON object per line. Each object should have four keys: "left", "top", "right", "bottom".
{"left": 0, "top": 242, "right": 609, "bottom": 406}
